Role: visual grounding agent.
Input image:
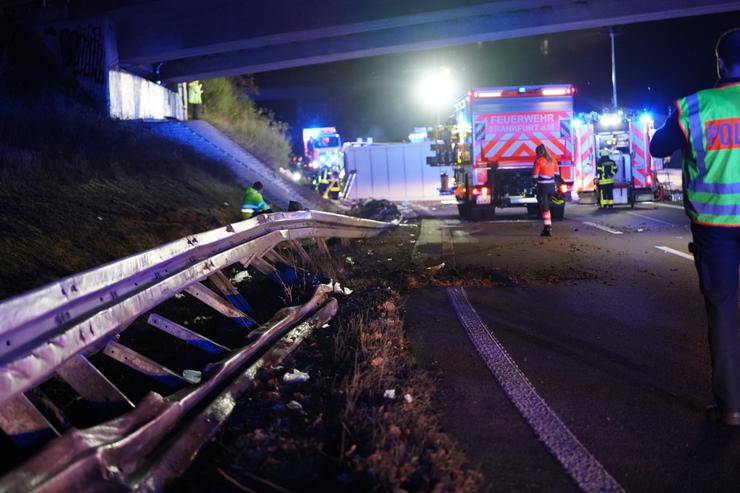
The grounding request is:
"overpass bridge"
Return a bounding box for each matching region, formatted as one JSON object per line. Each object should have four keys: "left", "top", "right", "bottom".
{"left": 100, "top": 0, "right": 739, "bottom": 82}
{"left": 18, "top": 0, "right": 740, "bottom": 118}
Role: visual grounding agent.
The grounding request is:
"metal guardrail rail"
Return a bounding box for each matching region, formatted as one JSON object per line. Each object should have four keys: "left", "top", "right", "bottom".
{"left": 0, "top": 210, "right": 391, "bottom": 492}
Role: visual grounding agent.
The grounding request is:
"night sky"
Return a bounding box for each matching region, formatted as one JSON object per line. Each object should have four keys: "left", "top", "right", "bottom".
{"left": 250, "top": 12, "right": 740, "bottom": 149}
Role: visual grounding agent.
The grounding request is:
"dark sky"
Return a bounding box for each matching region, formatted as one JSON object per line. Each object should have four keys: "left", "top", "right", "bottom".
{"left": 251, "top": 12, "right": 740, "bottom": 148}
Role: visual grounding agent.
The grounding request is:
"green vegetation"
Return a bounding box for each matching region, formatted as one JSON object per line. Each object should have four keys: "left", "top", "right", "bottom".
{"left": 0, "top": 97, "right": 243, "bottom": 299}
{"left": 201, "top": 77, "right": 291, "bottom": 170}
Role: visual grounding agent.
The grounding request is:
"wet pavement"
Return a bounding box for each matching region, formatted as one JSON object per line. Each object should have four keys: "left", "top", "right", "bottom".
{"left": 404, "top": 201, "right": 740, "bottom": 492}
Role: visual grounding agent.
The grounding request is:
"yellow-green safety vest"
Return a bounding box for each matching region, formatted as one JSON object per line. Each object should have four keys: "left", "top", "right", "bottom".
{"left": 676, "top": 83, "right": 740, "bottom": 226}
{"left": 188, "top": 81, "right": 203, "bottom": 105}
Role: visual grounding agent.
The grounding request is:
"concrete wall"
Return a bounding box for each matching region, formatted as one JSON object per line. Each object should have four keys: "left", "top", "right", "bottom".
{"left": 35, "top": 16, "right": 186, "bottom": 121}
{"left": 344, "top": 142, "right": 453, "bottom": 201}
{"left": 108, "top": 70, "right": 186, "bottom": 120}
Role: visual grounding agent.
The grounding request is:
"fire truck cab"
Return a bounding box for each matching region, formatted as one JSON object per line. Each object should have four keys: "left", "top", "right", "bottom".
{"left": 302, "top": 127, "right": 342, "bottom": 172}
{"left": 452, "top": 85, "right": 575, "bottom": 220}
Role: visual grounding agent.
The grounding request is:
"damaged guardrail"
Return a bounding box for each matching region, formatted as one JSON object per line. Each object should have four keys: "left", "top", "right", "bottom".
{"left": 0, "top": 210, "right": 391, "bottom": 492}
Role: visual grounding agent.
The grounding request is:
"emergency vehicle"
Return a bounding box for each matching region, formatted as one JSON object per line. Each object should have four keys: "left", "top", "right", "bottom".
{"left": 451, "top": 85, "right": 576, "bottom": 219}
{"left": 302, "top": 127, "right": 342, "bottom": 171}
{"left": 569, "top": 111, "right": 655, "bottom": 206}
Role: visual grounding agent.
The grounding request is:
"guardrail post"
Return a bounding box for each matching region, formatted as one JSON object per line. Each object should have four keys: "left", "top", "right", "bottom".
{"left": 184, "top": 283, "right": 256, "bottom": 328}
{"left": 147, "top": 314, "right": 229, "bottom": 355}
{"left": 103, "top": 341, "right": 189, "bottom": 389}
{"left": 0, "top": 395, "right": 59, "bottom": 449}
{"left": 56, "top": 354, "right": 134, "bottom": 414}
{"left": 207, "top": 271, "right": 254, "bottom": 314}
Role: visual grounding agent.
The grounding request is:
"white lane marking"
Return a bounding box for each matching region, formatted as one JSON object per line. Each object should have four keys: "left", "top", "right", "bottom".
{"left": 582, "top": 222, "right": 623, "bottom": 235}
{"left": 486, "top": 219, "right": 540, "bottom": 223}
{"left": 440, "top": 198, "right": 459, "bottom": 205}
{"left": 446, "top": 287, "right": 625, "bottom": 493}
{"left": 655, "top": 246, "right": 694, "bottom": 261}
{"left": 649, "top": 202, "right": 684, "bottom": 210}
{"left": 625, "top": 211, "right": 676, "bottom": 226}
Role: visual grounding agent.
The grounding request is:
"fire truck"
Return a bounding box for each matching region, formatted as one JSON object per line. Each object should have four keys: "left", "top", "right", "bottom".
{"left": 451, "top": 85, "right": 576, "bottom": 219}
{"left": 569, "top": 111, "right": 655, "bottom": 207}
{"left": 302, "top": 127, "right": 342, "bottom": 171}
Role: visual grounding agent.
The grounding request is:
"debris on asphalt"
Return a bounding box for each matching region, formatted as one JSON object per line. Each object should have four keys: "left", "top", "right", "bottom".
{"left": 345, "top": 256, "right": 355, "bottom": 265}
{"left": 427, "top": 262, "right": 446, "bottom": 274}
{"left": 232, "top": 270, "right": 252, "bottom": 283}
{"left": 404, "top": 393, "right": 414, "bottom": 404}
{"left": 182, "top": 369, "right": 202, "bottom": 384}
{"left": 383, "top": 389, "right": 397, "bottom": 400}
{"left": 349, "top": 199, "right": 402, "bottom": 222}
{"left": 282, "top": 369, "right": 310, "bottom": 383}
{"left": 286, "top": 400, "right": 304, "bottom": 411}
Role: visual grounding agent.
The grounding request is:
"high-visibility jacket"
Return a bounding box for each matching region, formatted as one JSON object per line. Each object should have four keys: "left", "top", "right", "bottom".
{"left": 532, "top": 156, "right": 559, "bottom": 184}
{"left": 241, "top": 187, "right": 269, "bottom": 219}
{"left": 317, "top": 168, "right": 330, "bottom": 184}
{"left": 188, "top": 81, "right": 203, "bottom": 105}
{"left": 677, "top": 83, "right": 740, "bottom": 226}
{"left": 328, "top": 177, "right": 341, "bottom": 192}
{"left": 596, "top": 157, "right": 617, "bottom": 185}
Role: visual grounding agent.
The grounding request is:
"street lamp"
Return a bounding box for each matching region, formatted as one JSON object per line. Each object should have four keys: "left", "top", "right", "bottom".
{"left": 416, "top": 67, "right": 456, "bottom": 123}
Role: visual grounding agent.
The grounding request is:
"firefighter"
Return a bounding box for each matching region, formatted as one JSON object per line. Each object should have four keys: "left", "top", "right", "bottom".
{"left": 595, "top": 148, "right": 617, "bottom": 209}
{"left": 650, "top": 28, "right": 740, "bottom": 426}
{"left": 315, "top": 167, "right": 330, "bottom": 196}
{"left": 532, "top": 143, "right": 558, "bottom": 237}
{"left": 188, "top": 80, "right": 203, "bottom": 120}
{"left": 241, "top": 181, "right": 271, "bottom": 219}
{"left": 327, "top": 171, "right": 342, "bottom": 200}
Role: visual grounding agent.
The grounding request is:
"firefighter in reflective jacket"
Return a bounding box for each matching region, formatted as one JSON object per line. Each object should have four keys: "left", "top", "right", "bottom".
{"left": 188, "top": 80, "right": 203, "bottom": 119}
{"left": 315, "top": 168, "right": 330, "bottom": 195}
{"left": 532, "top": 144, "right": 558, "bottom": 237}
{"left": 596, "top": 149, "right": 617, "bottom": 209}
{"left": 326, "top": 171, "right": 342, "bottom": 200}
{"left": 241, "top": 181, "right": 271, "bottom": 219}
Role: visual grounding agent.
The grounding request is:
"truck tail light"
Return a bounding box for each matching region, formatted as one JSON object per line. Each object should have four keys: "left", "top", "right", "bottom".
{"left": 471, "top": 186, "right": 489, "bottom": 196}
{"left": 647, "top": 174, "right": 653, "bottom": 186}
{"left": 481, "top": 186, "right": 489, "bottom": 196}
{"left": 559, "top": 184, "right": 569, "bottom": 194}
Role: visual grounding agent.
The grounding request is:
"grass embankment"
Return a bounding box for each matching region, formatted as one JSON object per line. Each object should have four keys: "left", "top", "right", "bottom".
{"left": 0, "top": 97, "right": 243, "bottom": 300}
{"left": 201, "top": 78, "right": 292, "bottom": 171}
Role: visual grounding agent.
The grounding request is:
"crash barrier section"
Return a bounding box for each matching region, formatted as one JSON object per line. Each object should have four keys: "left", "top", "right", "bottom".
{"left": 0, "top": 210, "right": 391, "bottom": 492}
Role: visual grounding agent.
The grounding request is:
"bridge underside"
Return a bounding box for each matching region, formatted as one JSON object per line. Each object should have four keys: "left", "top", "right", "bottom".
{"left": 101, "top": 0, "right": 740, "bottom": 82}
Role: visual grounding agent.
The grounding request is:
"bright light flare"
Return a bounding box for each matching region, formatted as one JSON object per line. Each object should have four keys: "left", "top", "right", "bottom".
{"left": 600, "top": 113, "right": 623, "bottom": 126}
{"left": 292, "top": 171, "right": 302, "bottom": 182}
{"left": 542, "top": 88, "right": 568, "bottom": 96}
{"left": 416, "top": 67, "right": 456, "bottom": 107}
{"left": 640, "top": 113, "right": 654, "bottom": 126}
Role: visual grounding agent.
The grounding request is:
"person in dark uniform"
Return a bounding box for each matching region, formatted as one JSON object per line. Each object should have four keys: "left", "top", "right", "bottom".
{"left": 595, "top": 148, "right": 617, "bottom": 209}
{"left": 650, "top": 28, "right": 740, "bottom": 426}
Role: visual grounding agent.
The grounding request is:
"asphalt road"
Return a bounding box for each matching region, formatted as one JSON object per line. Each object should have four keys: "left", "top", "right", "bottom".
{"left": 404, "top": 201, "right": 740, "bottom": 492}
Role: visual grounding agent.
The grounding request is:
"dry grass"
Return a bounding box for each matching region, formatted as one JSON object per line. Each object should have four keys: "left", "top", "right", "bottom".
{"left": 0, "top": 97, "right": 244, "bottom": 299}
{"left": 201, "top": 78, "right": 292, "bottom": 171}
{"left": 334, "top": 291, "right": 483, "bottom": 492}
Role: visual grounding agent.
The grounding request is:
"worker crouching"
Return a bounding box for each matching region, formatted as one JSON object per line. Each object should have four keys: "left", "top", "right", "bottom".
{"left": 532, "top": 144, "right": 558, "bottom": 237}
{"left": 241, "top": 181, "right": 272, "bottom": 219}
